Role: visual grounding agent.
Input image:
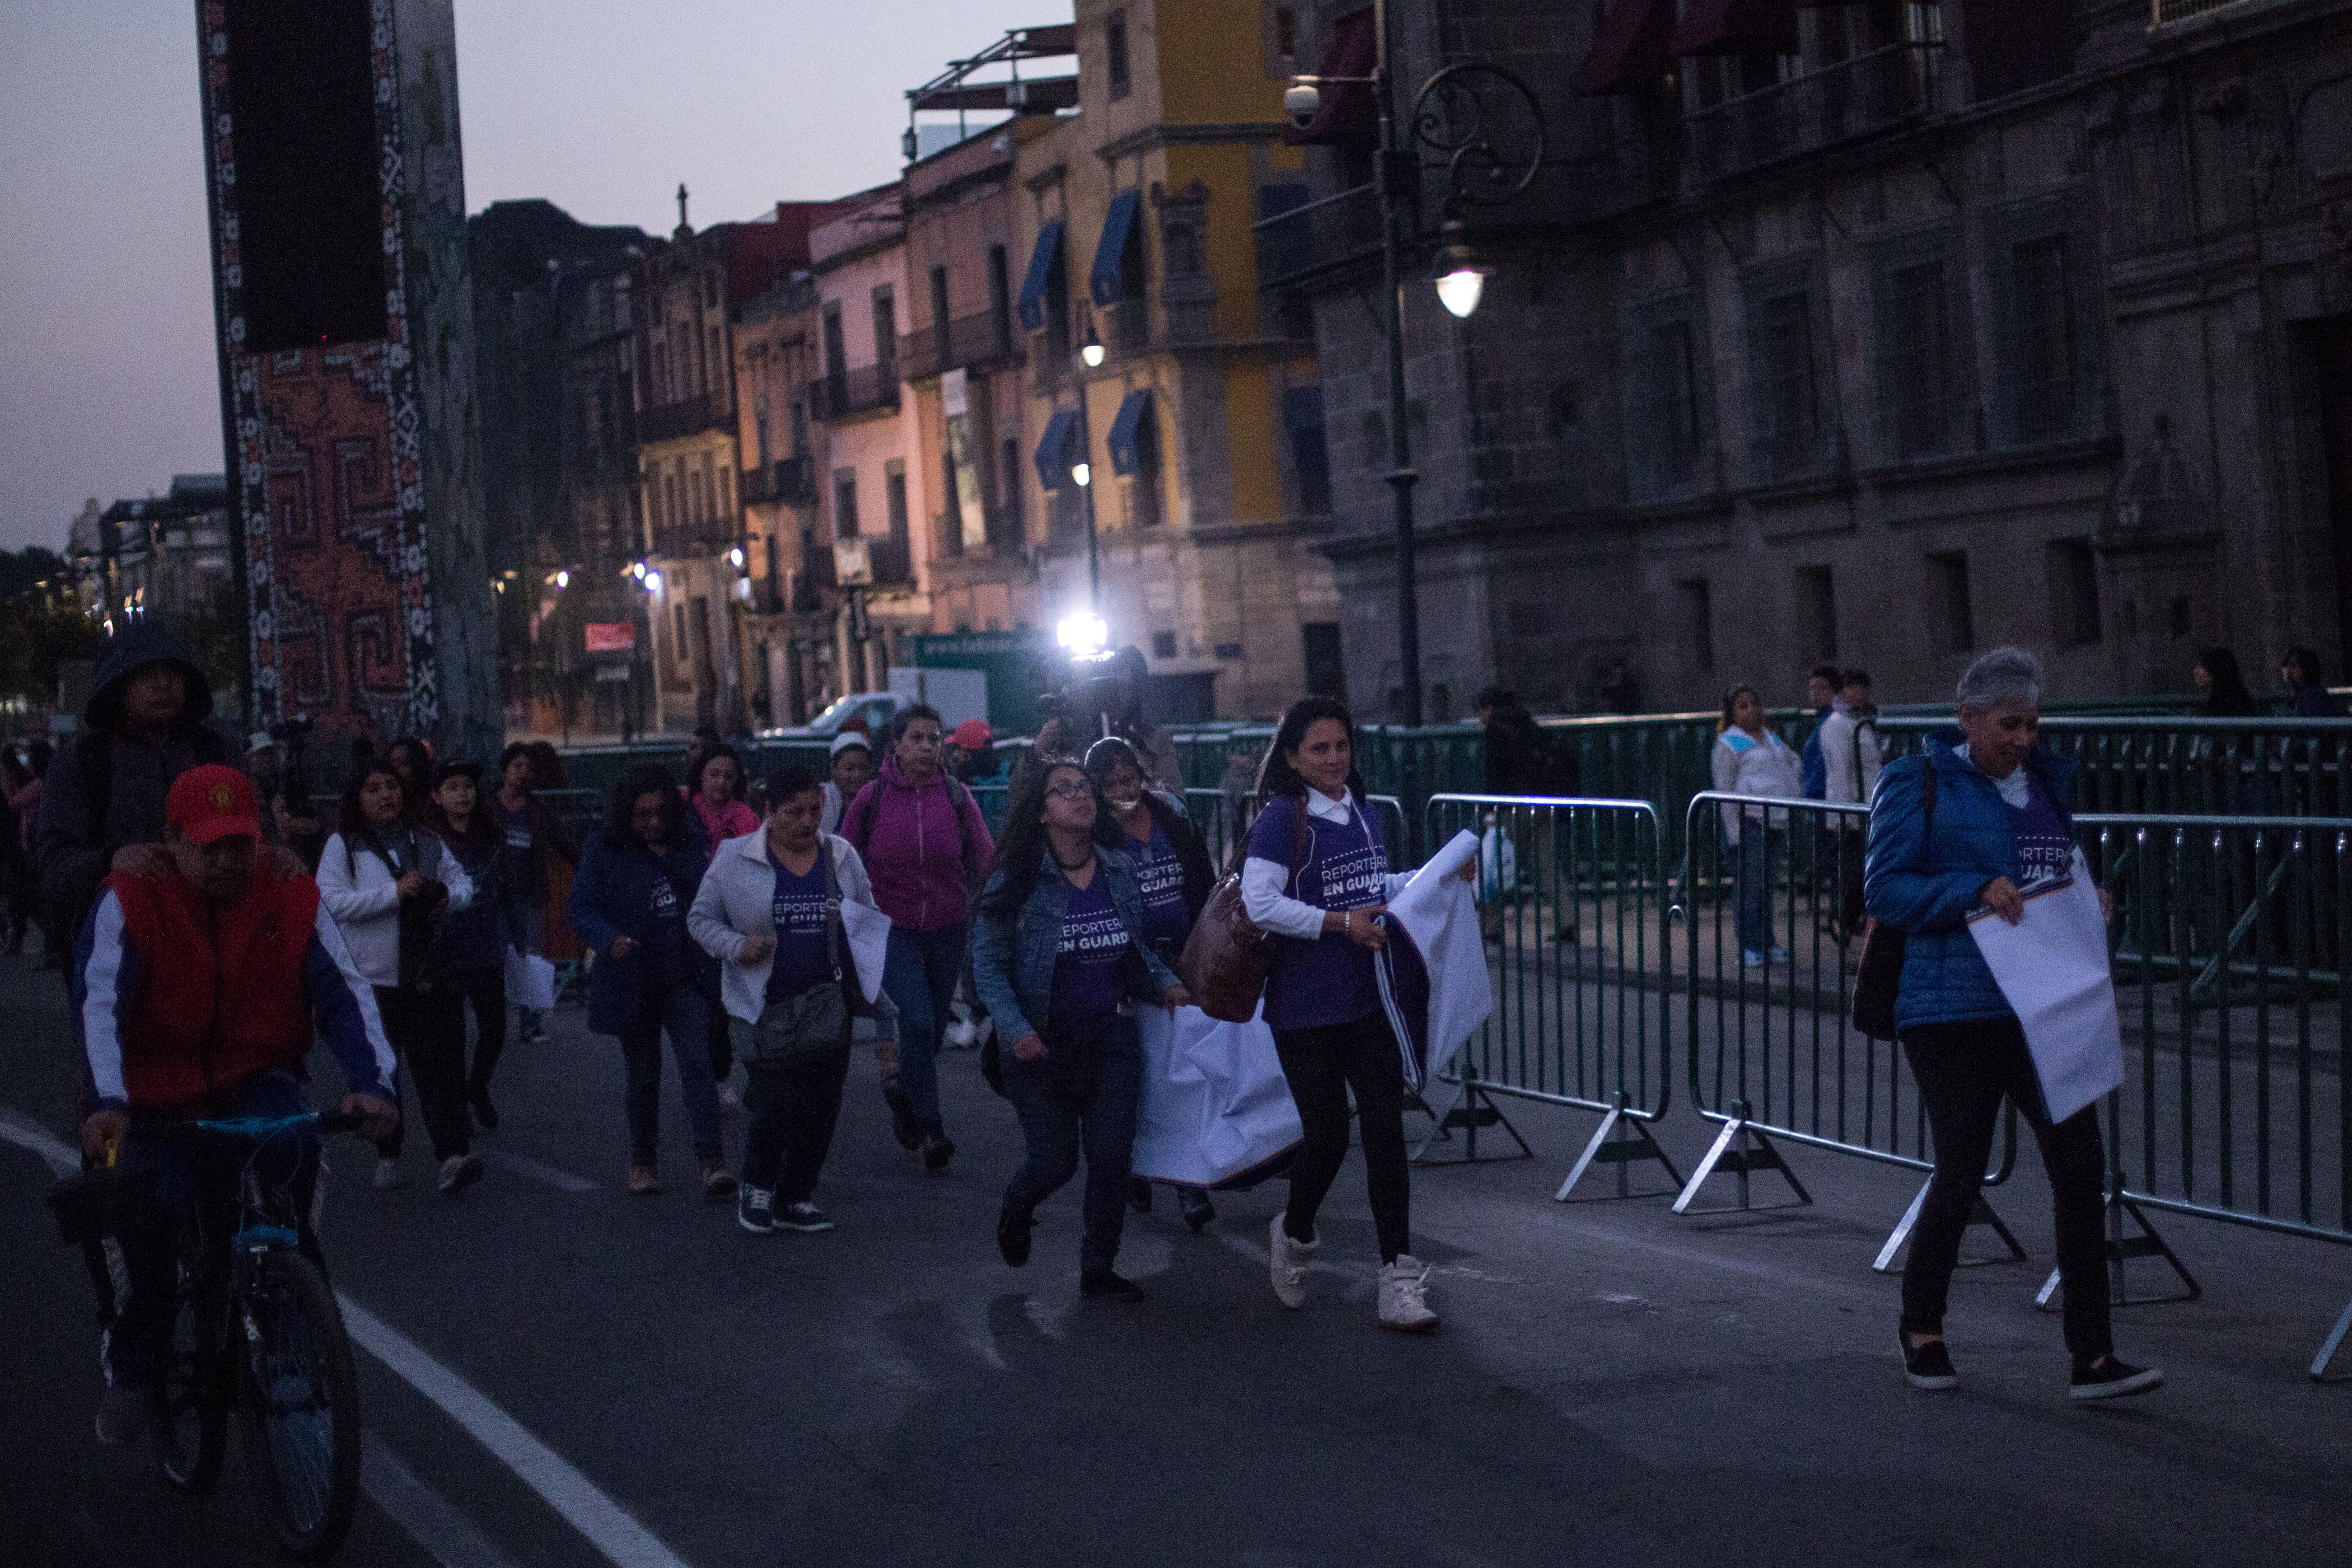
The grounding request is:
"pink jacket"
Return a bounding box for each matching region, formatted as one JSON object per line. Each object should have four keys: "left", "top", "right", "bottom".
{"left": 842, "top": 755, "right": 994, "bottom": 932}
{"left": 689, "top": 792, "right": 758, "bottom": 846}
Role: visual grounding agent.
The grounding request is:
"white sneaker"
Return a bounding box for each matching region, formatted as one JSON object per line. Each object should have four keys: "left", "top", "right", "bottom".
{"left": 1269, "top": 1213, "right": 1317, "bottom": 1308}
{"left": 372, "top": 1157, "right": 408, "bottom": 1190}
{"left": 945, "top": 1018, "right": 978, "bottom": 1049}
{"left": 1378, "top": 1255, "right": 1439, "bottom": 1333}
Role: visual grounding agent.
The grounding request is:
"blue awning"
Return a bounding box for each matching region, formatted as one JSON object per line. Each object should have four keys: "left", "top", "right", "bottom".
{"left": 1106, "top": 389, "right": 1154, "bottom": 476}
{"left": 1032, "top": 407, "right": 1080, "bottom": 491}
{"left": 1016, "top": 220, "right": 1065, "bottom": 333}
{"left": 1090, "top": 189, "right": 1141, "bottom": 307}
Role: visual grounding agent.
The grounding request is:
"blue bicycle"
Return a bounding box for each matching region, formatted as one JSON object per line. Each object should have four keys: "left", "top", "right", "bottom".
{"left": 145, "top": 1110, "right": 367, "bottom": 1561}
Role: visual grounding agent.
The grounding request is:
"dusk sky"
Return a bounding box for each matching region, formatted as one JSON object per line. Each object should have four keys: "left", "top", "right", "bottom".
{"left": 0, "top": 0, "right": 1059, "bottom": 553}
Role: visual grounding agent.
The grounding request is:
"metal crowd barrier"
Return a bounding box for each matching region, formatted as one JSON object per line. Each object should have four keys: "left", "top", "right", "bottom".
{"left": 1422, "top": 794, "right": 1682, "bottom": 1199}
{"left": 1674, "top": 793, "right": 2027, "bottom": 1267}
{"left": 1879, "top": 714, "right": 2352, "bottom": 819}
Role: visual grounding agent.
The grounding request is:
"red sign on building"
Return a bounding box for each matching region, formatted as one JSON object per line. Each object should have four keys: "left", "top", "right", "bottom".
{"left": 585, "top": 622, "right": 637, "bottom": 654}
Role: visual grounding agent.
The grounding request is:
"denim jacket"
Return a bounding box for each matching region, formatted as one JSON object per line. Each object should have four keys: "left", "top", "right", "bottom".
{"left": 1862, "top": 729, "right": 2078, "bottom": 1031}
{"left": 970, "top": 845, "right": 1180, "bottom": 1045}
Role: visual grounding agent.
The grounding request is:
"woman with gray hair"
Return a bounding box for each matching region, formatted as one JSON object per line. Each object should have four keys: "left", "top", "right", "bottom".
{"left": 1862, "top": 647, "right": 2162, "bottom": 1401}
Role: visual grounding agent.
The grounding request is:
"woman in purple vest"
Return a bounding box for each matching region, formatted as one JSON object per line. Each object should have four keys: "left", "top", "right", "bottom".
{"left": 1239, "top": 696, "right": 1438, "bottom": 1333}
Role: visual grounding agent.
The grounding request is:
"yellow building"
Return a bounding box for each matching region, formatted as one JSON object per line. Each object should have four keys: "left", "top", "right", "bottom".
{"left": 1011, "top": 0, "right": 1340, "bottom": 720}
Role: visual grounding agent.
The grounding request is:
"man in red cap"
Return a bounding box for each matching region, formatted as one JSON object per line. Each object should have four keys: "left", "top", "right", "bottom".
{"left": 73, "top": 764, "right": 399, "bottom": 1445}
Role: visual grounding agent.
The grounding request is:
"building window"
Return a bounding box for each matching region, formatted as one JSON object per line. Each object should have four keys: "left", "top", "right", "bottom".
{"left": 885, "top": 457, "right": 910, "bottom": 555}
{"left": 834, "top": 469, "right": 859, "bottom": 538}
{"left": 1676, "top": 578, "right": 1714, "bottom": 673}
{"left": 709, "top": 327, "right": 725, "bottom": 401}
{"left": 1875, "top": 247, "right": 1958, "bottom": 461}
{"left": 2047, "top": 538, "right": 2102, "bottom": 648}
{"left": 1273, "top": 6, "right": 1299, "bottom": 68}
{"left": 1747, "top": 280, "right": 1823, "bottom": 480}
{"left": 1106, "top": 9, "right": 1131, "bottom": 100}
{"left": 1797, "top": 564, "right": 1837, "bottom": 661}
{"left": 928, "top": 265, "right": 953, "bottom": 373}
{"left": 822, "top": 304, "right": 848, "bottom": 416}
{"left": 2008, "top": 233, "right": 2078, "bottom": 445}
{"left": 672, "top": 601, "right": 689, "bottom": 658}
{"left": 872, "top": 287, "right": 897, "bottom": 391}
{"left": 1303, "top": 621, "right": 1344, "bottom": 697}
{"left": 1626, "top": 297, "right": 1704, "bottom": 499}
{"left": 718, "top": 465, "right": 733, "bottom": 522}
{"left": 986, "top": 244, "right": 1013, "bottom": 360}
{"left": 1151, "top": 630, "right": 1177, "bottom": 659}
{"left": 1928, "top": 550, "right": 1976, "bottom": 653}
{"left": 1002, "top": 436, "right": 1022, "bottom": 514}
{"left": 1285, "top": 385, "right": 1332, "bottom": 514}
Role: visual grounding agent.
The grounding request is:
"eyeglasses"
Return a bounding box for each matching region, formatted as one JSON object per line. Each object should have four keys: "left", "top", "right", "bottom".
{"left": 1045, "top": 783, "right": 1092, "bottom": 801}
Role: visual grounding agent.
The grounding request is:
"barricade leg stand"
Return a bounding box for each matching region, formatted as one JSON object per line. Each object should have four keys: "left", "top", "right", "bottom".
{"left": 1555, "top": 1092, "right": 1683, "bottom": 1202}
{"left": 1410, "top": 1066, "right": 1534, "bottom": 1166}
{"left": 1872, "top": 1178, "right": 2027, "bottom": 1274}
{"left": 2311, "top": 1296, "right": 2352, "bottom": 1382}
{"left": 2035, "top": 1183, "right": 2200, "bottom": 1312}
{"left": 1672, "top": 1099, "right": 1812, "bottom": 1215}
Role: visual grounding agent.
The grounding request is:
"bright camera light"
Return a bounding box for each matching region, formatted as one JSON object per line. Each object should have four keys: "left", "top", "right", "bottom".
{"left": 1056, "top": 612, "right": 1109, "bottom": 657}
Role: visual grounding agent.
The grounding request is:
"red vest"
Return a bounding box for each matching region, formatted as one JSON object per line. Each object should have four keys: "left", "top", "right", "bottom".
{"left": 105, "top": 864, "right": 321, "bottom": 1108}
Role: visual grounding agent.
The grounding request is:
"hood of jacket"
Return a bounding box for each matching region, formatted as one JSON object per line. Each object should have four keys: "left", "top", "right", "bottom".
{"left": 85, "top": 620, "right": 214, "bottom": 732}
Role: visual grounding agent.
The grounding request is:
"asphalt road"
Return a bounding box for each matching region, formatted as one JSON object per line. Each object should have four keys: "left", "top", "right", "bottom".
{"left": 3, "top": 943, "right": 2349, "bottom": 1568}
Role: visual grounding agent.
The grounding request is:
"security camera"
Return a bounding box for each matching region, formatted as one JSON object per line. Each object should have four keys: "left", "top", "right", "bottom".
{"left": 1283, "top": 80, "right": 1321, "bottom": 129}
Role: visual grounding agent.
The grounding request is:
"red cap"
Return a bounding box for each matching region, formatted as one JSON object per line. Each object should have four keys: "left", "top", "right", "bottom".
{"left": 951, "top": 719, "right": 993, "bottom": 750}
{"left": 166, "top": 764, "right": 262, "bottom": 846}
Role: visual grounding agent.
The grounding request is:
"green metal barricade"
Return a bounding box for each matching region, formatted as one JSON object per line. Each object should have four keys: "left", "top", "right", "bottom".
{"left": 1420, "top": 794, "right": 1682, "bottom": 1197}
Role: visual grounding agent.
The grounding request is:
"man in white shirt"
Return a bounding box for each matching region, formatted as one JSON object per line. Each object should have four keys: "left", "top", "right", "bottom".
{"left": 1818, "top": 669, "right": 1882, "bottom": 940}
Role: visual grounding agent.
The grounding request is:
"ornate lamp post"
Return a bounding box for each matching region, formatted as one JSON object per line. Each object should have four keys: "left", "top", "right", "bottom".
{"left": 1287, "top": 11, "right": 1543, "bottom": 726}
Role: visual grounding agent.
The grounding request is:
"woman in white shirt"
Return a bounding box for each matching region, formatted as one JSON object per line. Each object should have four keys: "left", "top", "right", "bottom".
{"left": 320, "top": 759, "right": 481, "bottom": 1195}
{"left": 1710, "top": 686, "right": 1803, "bottom": 967}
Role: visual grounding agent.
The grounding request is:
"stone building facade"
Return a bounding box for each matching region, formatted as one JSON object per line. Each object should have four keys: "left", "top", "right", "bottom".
{"left": 1281, "top": 0, "right": 2352, "bottom": 714}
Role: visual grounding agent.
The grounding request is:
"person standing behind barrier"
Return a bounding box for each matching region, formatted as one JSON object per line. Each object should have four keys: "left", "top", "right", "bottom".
{"left": 1241, "top": 696, "right": 1439, "bottom": 1333}
{"left": 1712, "top": 686, "right": 1802, "bottom": 968}
{"left": 1088, "top": 736, "right": 1218, "bottom": 1230}
{"left": 319, "top": 759, "right": 483, "bottom": 1196}
{"left": 2194, "top": 648, "right": 2262, "bottom": 719}
{"left": 1798, "top": 664, "right": 1840, "bottom": 803}
{"left": 2280, "top": 646, "right": 2343, "bottom": 718}
{"left": 1476, "top": 686, "right": 1578, "bottom": 946}
{"left": 425, "top": 761, "right": 516, "bottom": 1132}
{"left": 489, "top": 743, "right": 578, "bottom": 1047}
{"left": 1816, "top": 670, "right": 1883, "bottom": 943}
{"left": 972, "top": 759, "right": 1186, "bottom": 1300}
{"left": 687, "top": 765, "right": 880, "bottom": 1236}
{"left": 820, "top": 732, "right": 876, "bottom": 836}
{"left": 569, "top": 765, "right": 733, "bottom": 1200}
{"left": 1863, "top": 645, "right": 2163, "bottom": 1402}
{"left": 843, "top": 704, "right": 994, "bottom": 1173}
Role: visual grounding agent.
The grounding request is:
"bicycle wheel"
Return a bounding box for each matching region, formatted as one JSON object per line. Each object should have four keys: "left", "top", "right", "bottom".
{"left": 235, "top": 1250, "right": 360, "bottom": 1561}
{"left": 153, "top": 1260, "right": 229, "bottom": 1495}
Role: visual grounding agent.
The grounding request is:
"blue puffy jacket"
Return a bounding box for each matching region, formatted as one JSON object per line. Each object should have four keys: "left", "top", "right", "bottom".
{"left": 1862, "top": 729, "right": 2077, "bottom": 1031}
{"left": 568, "top": 832, "right": 717, "bottom": 1036}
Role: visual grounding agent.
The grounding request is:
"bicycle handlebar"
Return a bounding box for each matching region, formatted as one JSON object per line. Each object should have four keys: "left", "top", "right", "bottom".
{"left": 157, "top": 1109, "right": 370, "bottom": 1143}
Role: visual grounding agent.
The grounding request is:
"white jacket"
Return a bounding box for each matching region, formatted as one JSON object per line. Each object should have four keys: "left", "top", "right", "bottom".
{"left": 316, "top": 829, "right": 474, "bottom": 989}
{"left": 1710, "top": 729, "right": 1803, "bottom": 844}
{"left": 687, "top": 828, "right": 882, "bottom": 1024}
{"left": 1817, "top": 704, "right": 1883, "bottom": 807}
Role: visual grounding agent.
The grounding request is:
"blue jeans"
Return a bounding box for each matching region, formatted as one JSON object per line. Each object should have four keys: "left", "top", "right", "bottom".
{"left": 1001, "top": 1013, "right": 1143, "bottom": 1274}
{"left": 617, "top": 979, "right": 723, "bottom": 1166}
{"left": 106, "top": 1069, "right": 323, "bottom": 1391}
{"left": 881, "top": 922, "right": 968, "bottom": 1133}
{"left": 1734, "top": 826, "right": 1783, "bottom": 956}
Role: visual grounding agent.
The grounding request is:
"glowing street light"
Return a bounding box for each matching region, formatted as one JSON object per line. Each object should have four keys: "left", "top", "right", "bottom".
{"left": 555, "top": 569, "right": 570, "bottom": 588}
{"left": 643, "top": 569, "right": 664, "bottom": 595}
{"left": 727, "top": 547, "right": 745, "bottom": 569}
{"left": 1071, "top": 460, "right": 1092, "bottom": 488}
{"left": 631, "top": 560, "right": 647, "bottom": 581}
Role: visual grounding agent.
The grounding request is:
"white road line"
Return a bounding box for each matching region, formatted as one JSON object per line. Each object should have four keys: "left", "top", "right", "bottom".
{"left": 483, "top": 1149, "right": 599, "bottom": 1193}
{"left": 337, "top": 1297, "right": 695, "bottom": 1568}
{"left": 4, "top": 1106, "right": 690, "bottom": 1568}
{"left": 361, "top": 1439, "right": 526, "bottom": 1568}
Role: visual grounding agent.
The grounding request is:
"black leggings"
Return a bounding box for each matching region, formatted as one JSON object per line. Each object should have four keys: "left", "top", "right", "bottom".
{"left": 1900, "top": 1015, "right": 2112, "bottom": 1362}
{"left": 1273, "top": 1012, "right": 1410, "bottom": 1263}
{"left": 455, "top": 965, "right": 507, "bottom": 1093}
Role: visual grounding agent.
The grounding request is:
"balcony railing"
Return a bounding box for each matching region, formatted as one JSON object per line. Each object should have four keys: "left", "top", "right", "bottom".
{"left": 899, "top": 311, "right": 1021, "bottom": 381}
{"left": 634, "top": 392, "right": 730, "bottom": 445}
{"left": 1684, "top": 44, "right": 1937, "bottom": 186}
{"left": 2152, "top": 0, "right": 2276, "bottom": 21}
{"left": 1253, "top": 184, "right": 1383, "bottom": 296}
{"left": 816, "top": 364, "right": 902, "bottom": 420}
{"left": 740, "top": 454, "right": 815, "bottom": 508}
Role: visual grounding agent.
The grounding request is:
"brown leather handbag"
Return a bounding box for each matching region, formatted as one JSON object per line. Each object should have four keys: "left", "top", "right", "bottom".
{"left": 1178, "top": 800, "right": 1308, "bottom": 1023}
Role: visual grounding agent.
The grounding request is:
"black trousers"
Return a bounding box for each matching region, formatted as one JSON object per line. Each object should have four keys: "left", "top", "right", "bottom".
{"left": 373, "top": 985, "right": 471, "bottom": 1163}
{"left": 454, "top": 964, "right": 507, "bottom": 1093}
{"left": 1900, "top": 1016, "right": 2111, "bottom": 1362}
{"left": 1272, "top": 1011, "right": 1411, "bottom": 1263}
{"left": 740, "top": 1047, "right": 852, "bottom": 1202}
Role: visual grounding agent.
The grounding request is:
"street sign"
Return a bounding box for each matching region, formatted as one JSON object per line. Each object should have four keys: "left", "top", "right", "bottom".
{"left": 594, "top": 664, "right": 632, "bottom": 682}
{"left": 585, "top": 622, "right": 635, "bottom": 653}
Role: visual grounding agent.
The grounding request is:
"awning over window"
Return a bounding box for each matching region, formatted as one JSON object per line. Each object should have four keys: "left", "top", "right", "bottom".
{"left": 1089, "top": 190, "right": 1142, "bottom": 308}
{"left": 1671, "top": 0, "right": 1800, "bottom": 55}
{"left": 1033, "top": 406, "right": 1081, "bottom": 491}
{"left": 1282, "top": 7, "right": 1377, "bottom": 146}
{"left": 1016, "top": 219, "right": 1065, "bottom": 333}
{"left": 1571, "top": 0, "right": 1677, "bottom": 96}
{"left": 1106, "top": 389, "right": 1155, "bottom": 476}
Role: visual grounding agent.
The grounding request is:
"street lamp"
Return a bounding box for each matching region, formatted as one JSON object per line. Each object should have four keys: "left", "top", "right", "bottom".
{"left": 1286, "top": 12, "right": 1544, "bottom": 725}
